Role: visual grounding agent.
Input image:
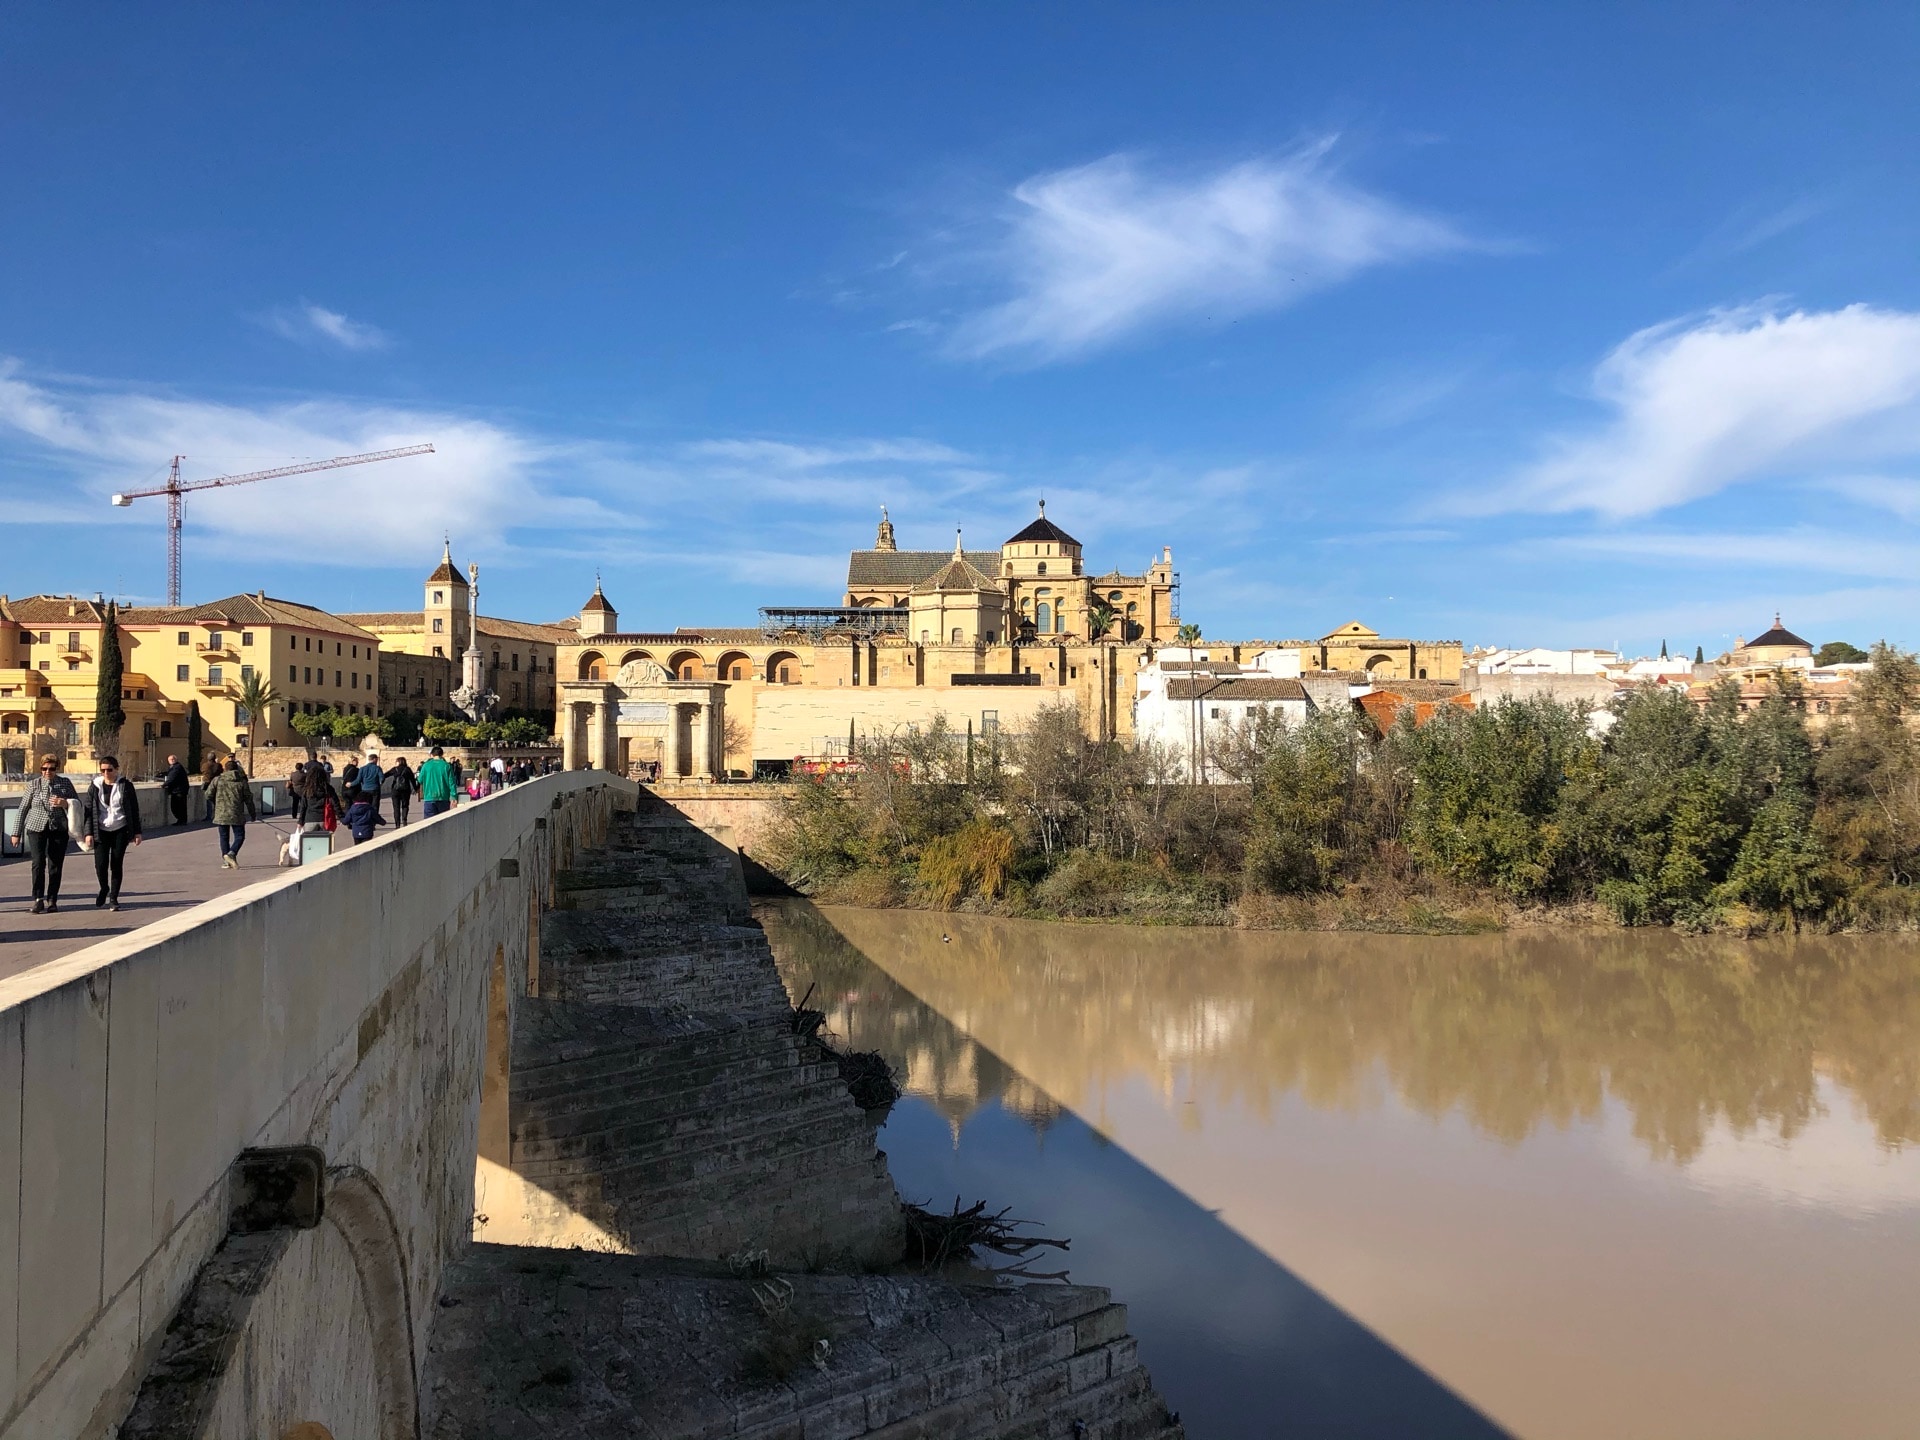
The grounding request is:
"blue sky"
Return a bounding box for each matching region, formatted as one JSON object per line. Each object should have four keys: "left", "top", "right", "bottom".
{"left": 4, "top": 4, "right": 1919, "bottom": 655}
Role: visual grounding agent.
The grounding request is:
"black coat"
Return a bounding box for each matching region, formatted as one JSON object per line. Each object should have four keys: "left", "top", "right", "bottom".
{"left": 162, "top": 761, "right": 189, "bottom": 796}
{"left": 81, "top": 776, "right": 144, "bottom": 842}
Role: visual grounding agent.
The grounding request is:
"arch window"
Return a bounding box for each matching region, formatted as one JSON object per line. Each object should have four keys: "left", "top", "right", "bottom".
{"left": 951, "top": 627, "right": 962, "bottom": 643}
{"left": 766, "top": 652, "right": 800, "bottom": 684}
{"left": 578, "top": 650, "right": 606, "bottom": 681}
{"left": 1037, "top": 562, "right": 1048, "bottom": 575}
{"left": 716, "top": 651, "right": 751, "bottom": 682}
{"left": 670, "top": 652, "right": 706, "bottom": 680}
{"left": 618, "top": 650, "right": 654, "bottom": 668}
{"left": 1036, "top": 601, "right": 1052, "bottom": 632}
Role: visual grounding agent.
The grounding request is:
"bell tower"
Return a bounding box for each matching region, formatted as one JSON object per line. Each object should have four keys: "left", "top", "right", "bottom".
{"left": 424, "top": 539, "right": 470, "bottom": 658}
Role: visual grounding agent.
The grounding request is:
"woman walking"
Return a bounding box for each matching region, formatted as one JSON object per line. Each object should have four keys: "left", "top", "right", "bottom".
{"left": 210, "top": 759, "right": 257, "bottom": 868}
{"left": 81, "top": 756, "right": 142, "bottom": 911}
{"left": 19, "top": 757, "right": 78, "bottom": 913}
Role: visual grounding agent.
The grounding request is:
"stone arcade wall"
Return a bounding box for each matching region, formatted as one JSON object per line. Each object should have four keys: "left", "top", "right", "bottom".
{"left": 0, "top": 771, "right": 635, "bottom": 1439}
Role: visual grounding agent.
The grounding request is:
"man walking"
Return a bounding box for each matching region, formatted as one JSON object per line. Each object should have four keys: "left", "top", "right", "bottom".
{"left": 161, "top": 753, "right": 189, "bottom": 826}
{"left": 388, "top": 756, "right": 418, "bottom": 827}
{"left": 356, "top": 751, "right": 385, "bottom": 822}
{"left": 81, "top": 756, "right": 142, "bottom": 911}
{"left": 418, "top": 745, "right": 455, "bottom": 818}
{"left": 20, "top": 757, "right": 78, "bottom": 913}
{"left": 210, "top": 759, "right": 257, "bottom": 868}
{"left": 200, "top": 752, "right": 223, "bottom": 821}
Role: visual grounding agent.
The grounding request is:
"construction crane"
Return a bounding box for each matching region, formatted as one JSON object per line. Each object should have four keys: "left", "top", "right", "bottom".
{"left": 112, "top": 444, "right": 434, "bottom": 604}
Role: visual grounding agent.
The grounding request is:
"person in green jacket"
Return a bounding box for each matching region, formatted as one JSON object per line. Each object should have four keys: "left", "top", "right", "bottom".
{"left": 210, "top": 760, "right": 258, "bottom": 869}
{"left": 418, "top": 746, "right": 456, "bottom": 819}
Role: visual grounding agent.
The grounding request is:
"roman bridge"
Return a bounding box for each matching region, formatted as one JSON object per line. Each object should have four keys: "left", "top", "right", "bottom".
{"left": 0, "top": 775, "right": 1179, "bottom": 1439}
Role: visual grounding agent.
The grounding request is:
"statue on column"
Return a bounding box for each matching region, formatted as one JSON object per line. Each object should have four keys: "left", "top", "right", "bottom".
{"left": 449, "top": 561, "right": 499, "bottom": 723}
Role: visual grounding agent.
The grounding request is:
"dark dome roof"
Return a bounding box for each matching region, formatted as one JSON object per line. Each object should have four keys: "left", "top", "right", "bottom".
{"left": 1003, "top": 503, "right": 1080, "bottom": 548}
{"left": 1747, "top": 614, "right": 1809, "bottom": 650}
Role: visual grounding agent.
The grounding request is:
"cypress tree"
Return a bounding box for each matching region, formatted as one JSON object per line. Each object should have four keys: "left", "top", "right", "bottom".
{"left": 1695, "top": 644, "right": 1705, "bottom": 664}
{"left": 93, "top": 600, "right": 126, "bottom": 756}
{"left": 1660, "top": 638, "right": 1668, "bottom": 659}
{"left": 186, "top": 700, "right": 203, "bottom": 772}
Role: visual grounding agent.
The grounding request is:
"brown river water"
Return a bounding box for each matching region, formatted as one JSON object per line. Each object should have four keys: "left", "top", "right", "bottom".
{"left": 760, "top": 901, "right": 1920, "bottom": 1440}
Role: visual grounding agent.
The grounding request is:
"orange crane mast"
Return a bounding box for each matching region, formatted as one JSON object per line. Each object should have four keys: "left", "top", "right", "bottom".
{"left": 112, "top": 444, "right": 434, "bottom": 604}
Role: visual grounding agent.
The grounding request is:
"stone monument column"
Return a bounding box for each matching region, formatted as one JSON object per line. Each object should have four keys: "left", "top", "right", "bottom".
{"left": 562, "top": 701, "right": 580, "bottom": 770}
{"left": 693, "top": 701, "right": 714, "bottom": 779}
{"left": 663, "top": 703, "right": 685, "bottom": 779}
{"left": 589, "top": 698, "right": 611, "bottom": 771}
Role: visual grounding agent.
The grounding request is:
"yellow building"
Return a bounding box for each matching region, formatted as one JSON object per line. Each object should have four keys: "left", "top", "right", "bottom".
{"left": 1275, "top": 621, "right": 1464, "bottom": 682}
{"left": 1, "top": 591, "right": 381, "bottom": 776}
{"left": 343, "top": 543, "right": 575, "bottom": 721}
{"left": 844, "top": 505, "right": 1178, "bottom": 643}
{"left": 1721, "top": 614, "right": 1813, "bottom": 672}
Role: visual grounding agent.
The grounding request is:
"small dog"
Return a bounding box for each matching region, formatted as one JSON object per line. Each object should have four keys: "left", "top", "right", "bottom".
{"left": 276, "top": 836, "right": 296, "bottom": 867}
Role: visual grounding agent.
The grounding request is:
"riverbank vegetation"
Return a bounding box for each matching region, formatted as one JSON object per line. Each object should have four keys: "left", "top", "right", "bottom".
{"left": 763, "top": 644, "right": 1920, "bottom": 932}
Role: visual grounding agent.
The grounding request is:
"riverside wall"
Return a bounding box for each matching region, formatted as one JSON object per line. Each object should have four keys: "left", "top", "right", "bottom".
{"left": 0, "top": 771, "right": 634, "bottom": 1438}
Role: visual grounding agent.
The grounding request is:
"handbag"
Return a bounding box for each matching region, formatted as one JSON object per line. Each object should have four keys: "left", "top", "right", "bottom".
{"left": 322, "top": 797, "right": 339, "bottom": 833}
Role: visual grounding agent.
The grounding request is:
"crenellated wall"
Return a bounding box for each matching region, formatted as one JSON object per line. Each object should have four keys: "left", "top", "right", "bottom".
{"left": 0, "top": 771, "right": 636, "bottom": 1440}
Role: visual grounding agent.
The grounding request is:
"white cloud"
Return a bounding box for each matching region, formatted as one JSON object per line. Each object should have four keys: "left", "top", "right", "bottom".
{"left": 1499, "top": 304, "right": 1920, "bottom": 517}
{"left": 0, "top": 362, "right": 583, "bottom": 568}
{"left": 937, "top": 142, "right": 1472, "bottom": 365}
{"left": 263, "top": 301, "right": 391, "bottom": 351}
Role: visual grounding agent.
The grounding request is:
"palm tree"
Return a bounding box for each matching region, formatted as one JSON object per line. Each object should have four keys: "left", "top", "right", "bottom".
{"left": 235, "top": 671, "right": 283, "bottom": 778}
{"left": 1176, "top": 622, "right": 1203, "bottom": 646}
{"left": 1088, "top": 599, "right": 1117, "bottom": 640}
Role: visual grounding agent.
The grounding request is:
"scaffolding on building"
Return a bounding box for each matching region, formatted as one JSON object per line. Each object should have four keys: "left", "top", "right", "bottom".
{"left": 759, "top": 606, "right": 907, "bottom": 640}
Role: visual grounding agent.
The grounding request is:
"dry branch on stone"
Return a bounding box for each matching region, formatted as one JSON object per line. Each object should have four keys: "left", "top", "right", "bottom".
{"left": 902, "top": 1197, "right": 1072, "bottom": 1281}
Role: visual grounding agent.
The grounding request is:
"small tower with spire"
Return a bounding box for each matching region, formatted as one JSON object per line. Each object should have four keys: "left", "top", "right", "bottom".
{"left": 874, "top": 506, "right": 897, "bottom": 553}
{"left": 424, "top": 537, "right": 470, "bottom": 658}
{"left": 579, "top": 574, "right": 618, "bottom": 638}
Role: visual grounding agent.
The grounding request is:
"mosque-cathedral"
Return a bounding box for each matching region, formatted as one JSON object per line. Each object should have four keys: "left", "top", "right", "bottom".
{"left": 551, "top": 505, "right": 1462, "bottom": 776}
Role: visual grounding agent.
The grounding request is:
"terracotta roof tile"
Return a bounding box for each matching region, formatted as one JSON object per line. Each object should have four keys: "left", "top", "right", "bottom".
{"left": 848, "top": 550, "right": 1000, "bottom": 588}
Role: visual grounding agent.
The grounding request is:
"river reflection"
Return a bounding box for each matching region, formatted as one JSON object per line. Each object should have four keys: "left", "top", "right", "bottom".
{"left": 760, "top": 901, "right": 1920, "bottom": 1440}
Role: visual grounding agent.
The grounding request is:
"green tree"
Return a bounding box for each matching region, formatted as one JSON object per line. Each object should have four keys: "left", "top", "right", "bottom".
{"left": 1815, "top": 640, "right": 1869, "bottom": 666}
{"left": 1404, "top": 697, "right": 1595, "bottom": 901}
{"left": 185, "top": 700, "right": 203, "bottom": 772}
{"left": 1087, "top": 599, "right": 1117, "bottom": 640}
{"left": 1176, "top": 622, "right": 1202, "bottom": 646}
{"left": 1243, "top": 710, "right": 1365, "bottom": 894}
{"left": 234, "top": 670, "right": 282, "bottom": 778}
{"left": 93, "top": 600, "right": 125, "bottom": 757}
{"left": 1815, "top": 643, "right": 1920, "bottom": 909}
{"left": 1694, "top": 645, "right": 1704, "bottom": 664}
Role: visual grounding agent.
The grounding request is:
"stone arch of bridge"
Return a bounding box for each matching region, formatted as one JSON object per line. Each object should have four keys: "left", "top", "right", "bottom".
{"left": 120, "top": 1161, "right": 420, "bottom": 1440}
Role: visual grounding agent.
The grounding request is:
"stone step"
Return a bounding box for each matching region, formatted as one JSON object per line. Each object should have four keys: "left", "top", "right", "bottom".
{"left": 514, "top": 1095, "right": 880, "bottom": 1191}
{"left": 512, "top": 1027, "right": 797, "bottom": 1104}
{"left": 512, "top": 1065, "right": 850, "bottom": 1157}
{"left": 515, "top": 1050, "right": 840, "bottom": 1135}
{"left": 512, "top": 1010, "right": 793, "bottom": 1087}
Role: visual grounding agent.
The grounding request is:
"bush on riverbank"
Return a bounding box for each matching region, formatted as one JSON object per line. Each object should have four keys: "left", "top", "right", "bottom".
{"left": 763, "top": 644, "right": 1920, "bottom": 932}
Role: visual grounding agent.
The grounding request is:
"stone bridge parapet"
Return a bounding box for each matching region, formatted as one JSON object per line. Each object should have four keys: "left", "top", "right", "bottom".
{"left": 0, "top": 772, "right": 636, "bottom": 1439}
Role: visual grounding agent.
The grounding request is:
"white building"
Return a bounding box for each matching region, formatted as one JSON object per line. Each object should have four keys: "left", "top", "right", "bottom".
{"left": 1473, "top": 646, "right": 1622, "bottom": 676}
{"left": 1134, "top": 648, "right": 1312, "bottom": 781}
